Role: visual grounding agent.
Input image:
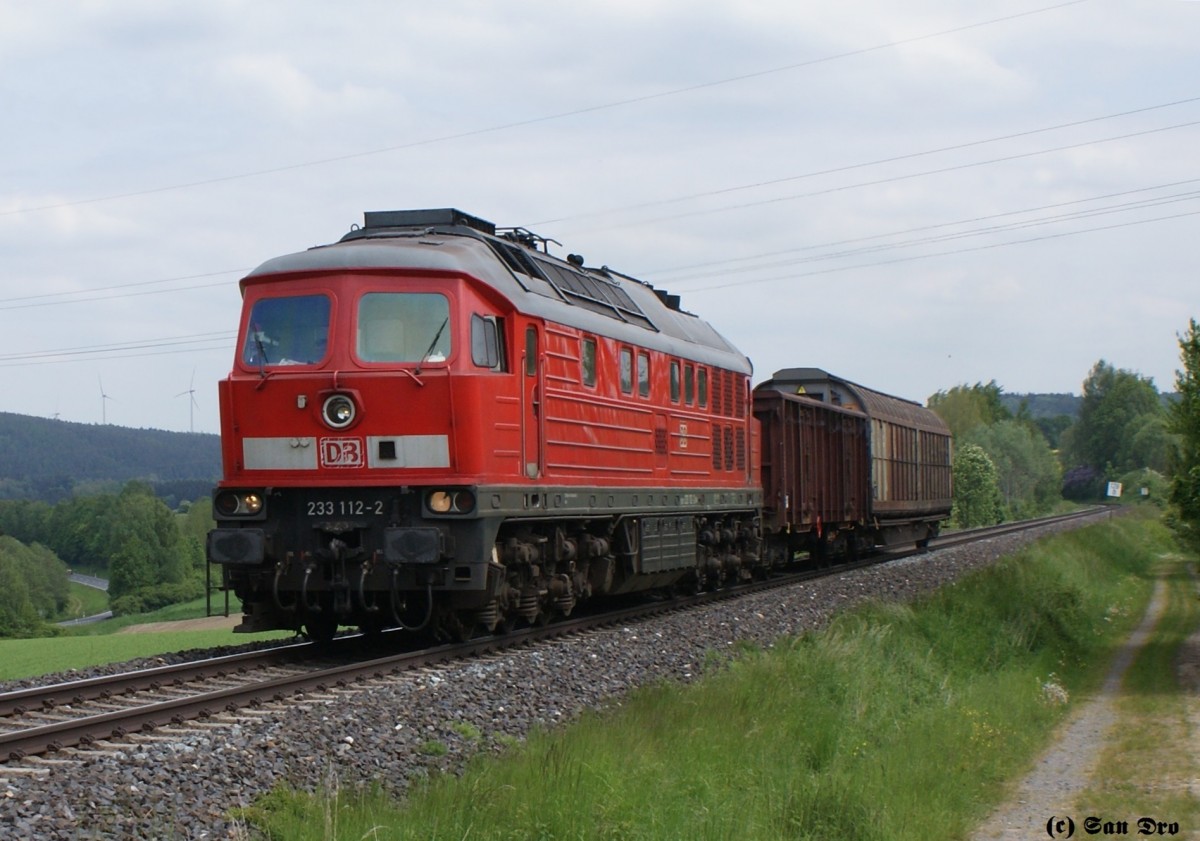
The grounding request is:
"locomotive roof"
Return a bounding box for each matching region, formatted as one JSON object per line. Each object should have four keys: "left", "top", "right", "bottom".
{"left": 756, "top": 368, "right": 950, "bottom": 435}
{"left": 244, "top": 209, "right": 752, "bottom": 375}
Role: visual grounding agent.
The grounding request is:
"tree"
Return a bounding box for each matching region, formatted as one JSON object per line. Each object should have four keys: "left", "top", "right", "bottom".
{"left": 965, "top": 420, "right": 1061, "bottom": 519}
{"left": 951, "top": 444, "right": 1004, "bottom": 527}
{"left": 0, "top": 536, "right": 69, "bottom": 638}
{"left": 929, "top": 381, "right": 1011, "bottom": 439}
{"left": 1169, "top": 319, "right": 1200, "bottom": 550}
{"left": 1068, "top": 360, "right": 1164, "bottom": 474}
{"left": 107, "top": 483, "right": 205, "bottom": 615}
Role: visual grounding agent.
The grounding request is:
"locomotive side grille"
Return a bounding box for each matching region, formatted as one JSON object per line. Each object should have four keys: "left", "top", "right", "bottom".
{"left": 736, "top": 428, "right": 746, "bottom": 472}
{"left": 654, "top": 426, "right": 668, "bottom": 455}
{"left": 734, "top": 375, "right": 746, "bottom": 418}
{"left": 712, "top": 370, "right": 725, "bottom": 415}
{"left": 723, "top": 374, "right": 735, "bottom": 418}
{"left": 723, "top": 426, "right": 734, "bottom": 472}
{"left": 713, "top": 425, "right": 723, "bottom": 470}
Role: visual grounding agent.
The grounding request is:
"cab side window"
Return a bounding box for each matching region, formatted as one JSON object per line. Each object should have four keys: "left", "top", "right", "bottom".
{"left": 471, "top": 314, "right": 505, "bottom": 370}
{"left": 582, "top": 338, "right": 597, "bottom": 387}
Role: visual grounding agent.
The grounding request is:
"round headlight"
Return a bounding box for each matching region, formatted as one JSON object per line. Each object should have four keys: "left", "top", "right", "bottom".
{"left": 214, "top": 490, "right": 264, "bottom": 517}
{"left": 428, "top": 491, "right": 453, "bottom": 513}
{"left": 426, "top": 490, "right": 476, "bottom": 514}
{"left": 322, "top": 394, "right": 357, "bottom": 429}
{"left": 452, "top": 490, "right": 476, "bottom": 514}
{"left": 214, "top": 491, "right": 241, "bottom": 517}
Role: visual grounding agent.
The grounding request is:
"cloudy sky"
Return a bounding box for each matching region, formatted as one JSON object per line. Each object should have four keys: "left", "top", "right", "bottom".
{"left": 2, "top": 0, "right": 1196, "bottom": 435}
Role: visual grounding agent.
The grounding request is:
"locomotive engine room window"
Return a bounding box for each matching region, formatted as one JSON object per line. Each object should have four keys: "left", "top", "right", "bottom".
{"left": 685, "top": 364, "right": 695, "bottom": 405}
{"left": 619, "top": 347, "right": 633, "bottom": 394}
{"left": 524, "top": 327, "right": 537, "bottom": 376}
{"left": 243, "top": 294, "right": 330, "bottom": 366}
{"left": 582, "top": 338, "right": 597, "bottom": 387}
{"left": 637, "top": 351, "right": 650, "bottom": 398}
{"left": 670, "top": 360, "right": 681, "bottom": 403}
{"left": 356, "top": 292, "right": 450, "bottom": 363}
{"left": 698, "top": 367, "right": 709, "bottom": 408}
{"left": 470, "top": 314, "right": 505, "bottom": 370}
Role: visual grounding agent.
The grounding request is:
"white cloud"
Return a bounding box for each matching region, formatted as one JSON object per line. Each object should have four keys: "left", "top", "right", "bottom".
{"left": 0, "top": 0, "right": 1197, "bottom": 434}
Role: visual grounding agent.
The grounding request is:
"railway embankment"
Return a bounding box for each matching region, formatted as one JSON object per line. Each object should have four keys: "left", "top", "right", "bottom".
{"left": 239, "top": 511, "right": 1183, "bottom": 841}
{"left": 2, "top": 510, "right": 1183, "bottom": 839}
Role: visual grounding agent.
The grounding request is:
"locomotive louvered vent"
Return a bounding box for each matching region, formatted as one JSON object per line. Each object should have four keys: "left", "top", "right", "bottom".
{"left": 723, "top": 426, "right": 735, "bottom": 472}
{"left": 736, "top": 429, "right": 746, "bottom": 472}
{"left": 712, "top": 426, "right": 723, "bottom": 470}
{"left": 654, "top": 427, "right": 668, "bottom": 455}
{"left": 533, "top": 257, "right": 656, "bottom": 330}
{"left": 712, "top": 370, "right": 724, "bottom": 416}
{"left": 487, "top": 238, "right": 656, "bottom": 331}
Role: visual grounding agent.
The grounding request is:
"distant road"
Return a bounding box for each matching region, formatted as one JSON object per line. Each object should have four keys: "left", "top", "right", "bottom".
{"left": 60, "top": 572, "right": 112, "bottom": 625}
{"left": 58, "top": 610, "right": 113, "bottom": 626}
{"left": 68, "top": 573, "right": 109, "bottom": 592}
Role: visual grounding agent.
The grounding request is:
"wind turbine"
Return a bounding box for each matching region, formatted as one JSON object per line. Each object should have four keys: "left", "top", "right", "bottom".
{"left": 99, "top": 376, "right": 113, "bottom": 424}
{"left": 176, "top": 369, "right": 199, "bottom": 433}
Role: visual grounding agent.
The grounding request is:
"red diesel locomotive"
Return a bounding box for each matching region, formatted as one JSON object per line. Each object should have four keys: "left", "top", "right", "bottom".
{"left": 207, "top": 209, "right": 951, "bottom": 641}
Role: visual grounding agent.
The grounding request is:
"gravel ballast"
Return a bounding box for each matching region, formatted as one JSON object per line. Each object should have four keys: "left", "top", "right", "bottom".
{"left": 0, "top": 515, "right": 1111, "bottom": 840}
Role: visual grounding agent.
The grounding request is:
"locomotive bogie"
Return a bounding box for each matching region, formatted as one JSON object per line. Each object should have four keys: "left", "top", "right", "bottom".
{"left": 211, "top": 482, "right": 763, "bottom": 638}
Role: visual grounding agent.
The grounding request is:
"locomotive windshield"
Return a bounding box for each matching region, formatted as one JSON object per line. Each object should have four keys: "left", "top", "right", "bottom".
{"left": 242, "top": 294, "right": 330, "bottom": 366}
{"left": 356, "top": 292, "right": 451, "bottom": 363}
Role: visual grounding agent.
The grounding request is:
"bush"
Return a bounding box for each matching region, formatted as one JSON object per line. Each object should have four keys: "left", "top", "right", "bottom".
{"left": 109, "top": 581, "right": 205, "bottom": 617}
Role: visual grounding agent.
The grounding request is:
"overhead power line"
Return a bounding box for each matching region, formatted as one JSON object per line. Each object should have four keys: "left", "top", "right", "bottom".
{"left": 683, "top": 205, "right": 1200, "bottom": 294}
{"left": 0, "top": 0, "right": 1091, "bottom": 218}
{"left": 0, "top": 332, "right": 236, "bottom": 367}
{"left": 651, "top": 177, "right": 1200, "bottom": 279}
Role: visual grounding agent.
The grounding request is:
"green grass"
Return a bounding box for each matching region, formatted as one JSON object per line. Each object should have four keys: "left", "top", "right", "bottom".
{"left": 56, "top": 581, "right": 111, "bottom": 621}
{"left": 240, "top": 513, "right": 1168, "bottom": 841}
{"left": 1074, "top": 549, "right": 1200, "bottom": 828}
{"left": 1, "top": 596, "right": 293, "bottom": 682}
{"left": 57, "top": 595, "right": 234, "bottom": 635}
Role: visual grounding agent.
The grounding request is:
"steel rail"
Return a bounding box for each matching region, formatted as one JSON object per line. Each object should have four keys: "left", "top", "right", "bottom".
{"left": 1, "top": 508, "right": 1110, "bottom": 763}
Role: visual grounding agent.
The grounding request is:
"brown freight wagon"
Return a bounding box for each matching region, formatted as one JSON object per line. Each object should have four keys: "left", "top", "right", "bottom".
{"left": 753, "top": 368, "right": 952, "bottom": 561}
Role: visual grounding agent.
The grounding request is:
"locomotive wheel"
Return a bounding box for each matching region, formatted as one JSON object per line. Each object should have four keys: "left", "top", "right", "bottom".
{"left": 303, "top": 612, "right": 339, "bottom": 644}
{"left": 496, "top": 613, "right": 518, "bottom": 635}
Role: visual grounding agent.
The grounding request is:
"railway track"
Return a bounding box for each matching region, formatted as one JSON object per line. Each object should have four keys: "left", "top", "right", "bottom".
{"left": 0, "top": 508, "right": 1107, "bottom": 766}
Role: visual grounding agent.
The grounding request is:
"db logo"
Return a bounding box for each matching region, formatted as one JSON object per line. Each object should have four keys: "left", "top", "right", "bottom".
{"left": 320, "top": 438, "right": 364, "bottom": 468}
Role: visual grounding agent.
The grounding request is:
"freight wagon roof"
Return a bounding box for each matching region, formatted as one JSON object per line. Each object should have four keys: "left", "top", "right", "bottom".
{"left": 756, "top": 368, "right": 950, "bottom": 436}
{"left": 243, "top": 209, "right": 752, "bottom": 375}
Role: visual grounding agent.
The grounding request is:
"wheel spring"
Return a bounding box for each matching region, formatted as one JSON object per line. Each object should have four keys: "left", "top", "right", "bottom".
{"left": 517, "top": 591, "right": 540, "bottom": 622}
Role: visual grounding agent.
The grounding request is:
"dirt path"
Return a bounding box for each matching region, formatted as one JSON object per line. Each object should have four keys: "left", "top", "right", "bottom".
{"left": 968, "top": 577, "right": 1171, "bottom": 840}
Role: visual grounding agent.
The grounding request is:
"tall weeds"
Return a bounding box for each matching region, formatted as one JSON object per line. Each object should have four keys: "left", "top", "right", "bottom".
{"left": 247, "top": 514, "right": 1167, "bottom": 840}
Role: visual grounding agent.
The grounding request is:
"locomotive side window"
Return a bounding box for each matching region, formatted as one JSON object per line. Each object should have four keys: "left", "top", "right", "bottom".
{"left": 243, "top": 294, "right": 330, "bottom": 366}
{"left": 619, "top": 347, "right": 633, "bottom": 394}
{"left": 582, "top": 338, "right": 597, "bottom": 387}
{"left": 637, "top": 351, "right": 650, "bottom": 398}
{"left": 525, "top": 327, "right": 537, "bottom": 376}
{"left": 670, "top": 360, "right": 681, "bottom": 403}
{"left": 685, "top": 364, "right": 695, "bottom": 405}
{"left": 470, "top": 314, "right": 505, "bottom": 370}
{"left": 698, "top": 367, "right": 709, "bottom": 408}
{"left": 357, "top": 293, "right": 450, "bottom": 363}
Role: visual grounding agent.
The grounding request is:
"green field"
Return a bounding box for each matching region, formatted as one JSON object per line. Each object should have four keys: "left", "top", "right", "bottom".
{"left": 240, "top": 513, "right": 1183, "bottom": 841}
{"left": 1, "top": 596, "right": 291, "bottom": 681}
